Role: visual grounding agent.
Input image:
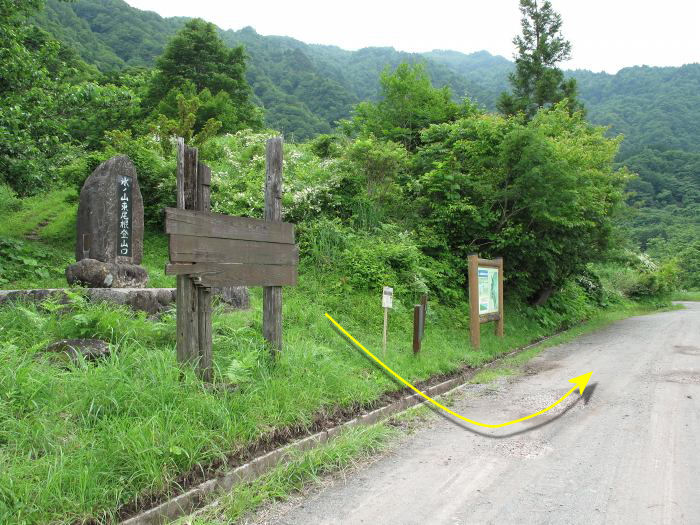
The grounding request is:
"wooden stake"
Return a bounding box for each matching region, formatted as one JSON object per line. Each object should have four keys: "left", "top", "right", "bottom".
{"left": 468, "top": 254, "right": 480, "bottom": 349}
{"left": 195, "top": 161, "right": 212, "bottom": 381}
{"left": 263, "top": 137, "right": 284, "bottom": 356}
{"left": 420, "top": 294, "right": 427, "bottom": 338}
{"left": 176, "top": 139, "right": 199, "bottom": 365}
{"left": 413, "top": 305, "right": 421, "bottom": 354}
{"left": 496, "top": 257, "right": 504, "bottom": 338}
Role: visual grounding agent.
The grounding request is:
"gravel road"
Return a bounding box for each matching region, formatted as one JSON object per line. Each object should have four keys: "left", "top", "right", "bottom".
{"left": 259, "top": 303, "right": 700, "bottom": 524}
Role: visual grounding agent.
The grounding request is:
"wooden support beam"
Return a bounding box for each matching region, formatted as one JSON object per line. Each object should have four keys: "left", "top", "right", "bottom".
{"left": 176, "top": 140, "right": 199, "bottom": 365}
{"left": 468, "top": 254, "right": 480, "bottom": 349}
{"left": 263, "top": 137, "right": 284, "bottom": 357}
{"left": 195, "top": 160, "right": 212, "bottom": 382}
{"left": 420, "top": 294, "right": 427, "bottom": 338}
{"left": 413, "top": 305, "right": 421, "bottom": 355}
{"left": 496, "top": 257, "right": 504, "bottom": 338}
{"left": 166, "top": 262, "right": 297, "bottom": 287}
{"left": 165, "top": 208, "right": 295, "bottom": 244}
{"left": 169, "top": 235, "right": 299, "bottom": 265}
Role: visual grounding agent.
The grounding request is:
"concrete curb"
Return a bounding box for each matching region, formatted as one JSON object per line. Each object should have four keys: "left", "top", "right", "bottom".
{"left": 121, "top": 331, "right": 563, "bottom": 525}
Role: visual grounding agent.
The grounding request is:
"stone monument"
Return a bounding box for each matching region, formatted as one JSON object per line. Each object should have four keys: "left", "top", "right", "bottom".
{"left": 66, "top": 155, "right": 148, "bottom": 288}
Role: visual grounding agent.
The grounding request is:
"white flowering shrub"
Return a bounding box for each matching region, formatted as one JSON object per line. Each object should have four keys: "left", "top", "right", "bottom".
{"left": 201, "top": 130, "right": 343, "bottom": 222}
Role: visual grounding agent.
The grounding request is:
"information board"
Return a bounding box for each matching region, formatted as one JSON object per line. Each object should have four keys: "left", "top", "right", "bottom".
{"left": 478, "top": 266, "right": 499, "bottom": 315}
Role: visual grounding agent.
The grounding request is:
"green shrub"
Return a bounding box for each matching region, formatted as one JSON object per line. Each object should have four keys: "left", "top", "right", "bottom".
{"left": 525, "top": 280, "right": 595, "bottom": 330}
{"left": 59, "top": 132, "right": 176, "bottom": 228}
{"left": 299, "top": 219, "right": 456, "bottom": 299}
{"left": 0, "top": 237, "right": 69, "bottom": 286}
{"left": 0, "top": 184, "right": 20, "bottom": 213}
{"left": 593, "top": 254, "right": 680, "bottom": 300}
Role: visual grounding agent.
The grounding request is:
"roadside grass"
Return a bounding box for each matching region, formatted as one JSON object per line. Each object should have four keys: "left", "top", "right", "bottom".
{"left": 672, "top": 290, "right": 700, "bottom": 301}
{"left": 0, "top": 189, "right": 175, "bottom": 289}
{"left": 182, "top": 299, "right": 672, "bottom": 523}
{"left": 0, "top": 189, "right": 678, "bottom": 523}
{"left": 470, "top": 368, "right": 515, "bottom": 384}
{"left": 181, "top": 424, "right": 398, "bottom": 525}
{"left": 0, "top": 278, "right": 669, "bottom": 523}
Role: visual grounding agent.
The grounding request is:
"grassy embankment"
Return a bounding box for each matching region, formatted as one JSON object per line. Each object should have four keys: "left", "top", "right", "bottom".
{"left": 672, "top": 290, "right": 700, "bottom": 301}
{"left": 0, "top": 190, "right": 672, "bottom": 523}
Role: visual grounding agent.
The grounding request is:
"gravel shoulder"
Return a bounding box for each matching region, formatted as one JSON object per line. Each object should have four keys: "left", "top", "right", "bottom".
{"left": 254, "top": 303, "right": 700, "bottom": 525}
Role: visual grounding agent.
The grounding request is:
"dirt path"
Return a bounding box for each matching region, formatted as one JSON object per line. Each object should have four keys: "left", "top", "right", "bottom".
{"left": 258, "top": 303, "right": 700, "bottom": 524}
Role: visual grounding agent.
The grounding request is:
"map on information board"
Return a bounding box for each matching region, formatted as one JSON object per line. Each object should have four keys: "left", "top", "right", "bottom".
{"left": 478, "top": 267, "right": 499, "bottom": 314}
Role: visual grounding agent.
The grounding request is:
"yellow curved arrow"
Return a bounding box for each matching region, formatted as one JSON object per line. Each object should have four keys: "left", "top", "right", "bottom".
{"left": 325, "top": 313, "right": 593, "bottom": 429}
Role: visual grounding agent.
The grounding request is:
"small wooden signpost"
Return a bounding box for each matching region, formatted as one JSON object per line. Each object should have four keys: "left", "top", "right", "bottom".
{"left": 167, "top": 137, "right": 297, "bottom": 380}
{"left": 468, "top": 254, "right": 504, "bottom": 349}
{"left": 382, "top": 286, "right": 393, "bottom": 356}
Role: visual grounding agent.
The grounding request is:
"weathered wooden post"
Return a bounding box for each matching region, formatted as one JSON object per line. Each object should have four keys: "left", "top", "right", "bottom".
{"left": 174, "top": 139, "right": 213, "bottom": 380}
{"left": 176, "top": 138, "right": 199, "bottom": 366}
{"left": 168, "top": 137, "right": 297, "bottom": 378}
{"left": 413, "top": 305, "right": 421, "bottom": 354}
{"left": 495, "top": 257, "right": 504, "bottom": 338}
{"left": 263, "top": 137, "right": 284, "bottom": 356}
{"left": 468, "top": 254, "right": 480, "bottom": 349}
{"left": 420, "top": 293, "right": 428, "bottom": 338}
{"left": 195, "top": 161, "right": 212, "bottom": 381}
{"left": 468, "top": 254, "right": 505, "bottom": 349}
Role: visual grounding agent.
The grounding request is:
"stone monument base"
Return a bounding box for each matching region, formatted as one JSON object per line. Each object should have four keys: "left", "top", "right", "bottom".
{"left": 0, "top": 287, "right": 250, "bottom": 315}
{"left": 66, "top": 258, "right": 148, "bottom": 288}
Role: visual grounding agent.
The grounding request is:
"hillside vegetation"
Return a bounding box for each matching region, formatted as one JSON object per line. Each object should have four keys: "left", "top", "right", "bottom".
{"left": 33, "top": 0, "right": 700, "bottom": 154}
{"left": 0, "top": 0, "right": 695, "bottom": 521}
{"left": 27, "top": 0, "right": 700, "bottom": 282}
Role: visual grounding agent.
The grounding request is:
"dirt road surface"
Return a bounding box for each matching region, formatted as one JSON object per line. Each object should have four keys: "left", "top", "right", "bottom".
{"left": 260, "top": 303, "right": 700, "bottom": 524}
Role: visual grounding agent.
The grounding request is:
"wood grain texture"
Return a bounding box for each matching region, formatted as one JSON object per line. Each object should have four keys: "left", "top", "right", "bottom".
{"left": 184, "top": 146, "right": 198, "bottom": 210}
{"left": 176, "top": 274, "right": 198, "bottom": 364}
{"left": 479, "top": 312, "right": 501, "bottom": 323}
{"left": 197, "top": 287, "right": 212, "bottom": 381}
{"left": 166, "top": 263, "right": 297, "bottom": 287}
{"left": 165, "top": 208, "right": 295, "bottom": 244}
{"left": 413, "top": 305, "right": 421, "bottom": 355}
{"left": 196, "top": 162, "right": 211, "bottom": 213}
{"left": 476, "top": 257, "right": 502, "bottom": 267}
{"left": 264, "top": 137, "right": 284, "bottom": 356}
{"left": 176, "top": 138, "right": 185, "bottom": 209}
{"left": 195, "top": 159, "right": 212, "bottom": 381}
{"left": 175, "top": 139, "right": 199, "bottom": 364}
{"left": 169, "top": 234, "right": 299, "bottom": 265}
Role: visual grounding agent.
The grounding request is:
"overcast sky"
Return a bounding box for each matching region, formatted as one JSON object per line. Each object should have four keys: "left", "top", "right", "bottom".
{"left": 125, "top": 0, "right": 699, "bottom": 73}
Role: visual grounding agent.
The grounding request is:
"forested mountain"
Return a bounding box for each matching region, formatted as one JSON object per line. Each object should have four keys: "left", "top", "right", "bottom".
{"left": 34, "top": 0, "right": 700, "bottom": 156}
{"left": 25, "top": 0, "right": 700, "bottom": 286}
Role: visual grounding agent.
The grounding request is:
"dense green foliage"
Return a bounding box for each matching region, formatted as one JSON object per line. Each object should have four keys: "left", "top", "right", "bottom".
{"left": 145, "top": 18, "right": 262, "bottom": 134}
{"left": 349, "top": 63, "right": 467, "bottom": 151}
{"left": 498, "top": 0, "right": 582, "bottom": 118}
{"left": 413, "top": 104, "right": 627, "bottom": 300}
{"left": 32, "top": 0, "right": 700, "bottom": 155}
{"left": 620, "top": 148, "right": 700, "bottom": 288}
{"left": 572, "top": 65, "right": 700, "bottom": 158}
{"left": 0, "top": 1, "right": 692, "bottom": 521}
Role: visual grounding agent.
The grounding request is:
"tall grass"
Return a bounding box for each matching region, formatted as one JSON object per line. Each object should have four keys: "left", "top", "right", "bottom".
{"left": 0, "top": 190, "right": 674, "bottom": 523}
{"left": 0, "top": 268, "right": 650, "bottom": 523}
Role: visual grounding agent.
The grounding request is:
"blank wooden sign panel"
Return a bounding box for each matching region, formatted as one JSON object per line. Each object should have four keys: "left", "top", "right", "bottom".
{"left": 165, "top": 209, "right": 298, "bottom": 287}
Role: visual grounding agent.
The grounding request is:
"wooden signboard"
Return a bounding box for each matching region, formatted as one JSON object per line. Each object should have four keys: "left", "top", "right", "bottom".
{"left": 468, "top": 254, "right": 504, "bottom": 349}
{"left": 168, "top": 137, "right": 297, "bottom": 380}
